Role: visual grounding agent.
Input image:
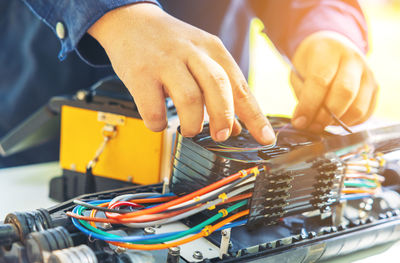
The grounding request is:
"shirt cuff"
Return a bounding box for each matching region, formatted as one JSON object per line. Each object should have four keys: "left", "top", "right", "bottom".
{"left": 286, "top": 1, "right": 368, "bottom": 59}
{"left": 23, "top": 0, "right": 161, "bottom": 66}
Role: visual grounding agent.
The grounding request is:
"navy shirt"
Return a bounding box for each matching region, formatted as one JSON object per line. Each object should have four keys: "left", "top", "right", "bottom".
{"left": 0, "top": 0, "right": 367, "bottom": 167}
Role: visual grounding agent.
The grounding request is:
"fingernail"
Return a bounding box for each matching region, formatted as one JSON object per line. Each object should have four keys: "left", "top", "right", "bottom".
{"left": 292, "top": 116, "right": 308, "bottom": 129}
{"left": 261, "top": 125, "right": 275, "bottom": 145}
{"left": 216, "top": 128, "right": 230, "bottom": 141}
{"left": 309, "top": 123, "right": 323, "bottom": 133}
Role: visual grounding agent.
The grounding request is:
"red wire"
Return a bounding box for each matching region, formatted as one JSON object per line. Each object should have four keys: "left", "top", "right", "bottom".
{"left": 108, "top": 166, "right": 259, "bottom": 220}
{"left": 67, "top": 205, "right": 197, "bottom": 224}
{"left": 109, "top": 201, "right": 144, "bottom": 209}
{"left": 126, "top": 196, "right": 178, "bottom": 204}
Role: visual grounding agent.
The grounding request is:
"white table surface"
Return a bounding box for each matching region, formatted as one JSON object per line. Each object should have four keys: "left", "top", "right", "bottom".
{"left": 1, "top": 162, "right": 400, "bottom": 262}
{"left": 0, "top": 162, "right": 59, "bottom": 218}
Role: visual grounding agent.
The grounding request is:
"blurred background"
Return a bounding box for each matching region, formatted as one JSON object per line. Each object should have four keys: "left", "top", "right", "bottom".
{"left": 251, "top": 0, "right": 400, "bottom": 122}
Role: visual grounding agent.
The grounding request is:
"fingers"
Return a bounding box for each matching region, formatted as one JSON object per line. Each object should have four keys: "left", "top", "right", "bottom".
{"left": 309, "top": 57, "right": 363, "bottom": 133}
{"left": 207, "top": 42, "right": 275, "bottom": 145}
{"left": 341, "top": 70, "right": 378, "bottom": 126}
{"left": 292, "top": 46, "right": 341, "bottom": 130}
{"left": 161, "top": 62, "right": 204, "bottom": 137}
{"left": 124, "top": 77, "right": 168, "bottom": 132}
{"left": 187, "top": 51, "right": 235, "bottom": 142}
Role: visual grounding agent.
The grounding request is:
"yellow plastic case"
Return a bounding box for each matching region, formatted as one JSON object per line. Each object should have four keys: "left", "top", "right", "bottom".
{"left": 59, "top": 105, "right": 177, "bottom": 185}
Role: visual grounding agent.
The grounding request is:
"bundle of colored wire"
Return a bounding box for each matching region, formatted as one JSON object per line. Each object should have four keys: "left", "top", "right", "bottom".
{"left": 340, "top": 144, "right": 386, "bottom": 201}
{"left": 67, "top": 167, "right": 260, "bottom": 250}
{"left": 70, "top": 200, "right": 248, "bottom": 247}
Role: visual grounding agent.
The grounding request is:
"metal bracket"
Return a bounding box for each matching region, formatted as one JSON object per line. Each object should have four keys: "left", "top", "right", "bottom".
{"left": 98, "top": 112, "right": 125, "bottom": 126}
{"left": 219, "top": 228, "right": 231, "bottom": 259}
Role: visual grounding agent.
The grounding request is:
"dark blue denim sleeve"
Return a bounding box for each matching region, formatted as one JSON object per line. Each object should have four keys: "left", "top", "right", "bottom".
{"left": 22, "top": 0, "right": 160, "bottom": 65}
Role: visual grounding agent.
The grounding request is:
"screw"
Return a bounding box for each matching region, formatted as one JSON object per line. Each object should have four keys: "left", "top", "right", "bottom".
{"left": 99, "top": 223, "right": 112, "bottom": 230}
{"left": 114, "top": 247, "right": 126, "bottom": 253}
{"left": 167, "top": 247, "right": 181, "bottom": 263}
{"left": 168, "top": 246, "right": 180, "bottom": 256}
{"left": 144, "top": 227, "right": 155, "bottom": 235}
{"left": 76, "top": 90, "right": 87, "bottom": 101}
{"left": 221, "top": 230, "right": 228, "bottom": 236}
{"left": 193, "top": 250, "right": 203, "bottom": 260}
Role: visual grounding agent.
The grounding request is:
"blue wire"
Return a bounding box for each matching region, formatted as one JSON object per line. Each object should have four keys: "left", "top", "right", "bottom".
{"left": 71, "top": 201, "right": 247, "bottom": 243}
{"left": 221, "top": 220, "right": 247, "bottom": 229}
{"left": 144, "top": 193, "right": 176, "bottom": 198}
{"left": 72, "top": 205, "right": 184, "bottom": 242}
{"left": 341, "top": 194, "right": 372, "bottom": 201}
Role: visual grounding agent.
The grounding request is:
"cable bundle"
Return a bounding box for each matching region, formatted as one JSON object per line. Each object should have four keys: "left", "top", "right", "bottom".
{"left": 340, "top": 144, "right": 386, "bottom": 201}
{"left": 66, "top": 167, "right": 261, "bottom": 250}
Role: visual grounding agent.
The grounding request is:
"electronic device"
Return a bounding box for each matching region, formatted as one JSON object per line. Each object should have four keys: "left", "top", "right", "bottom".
{"left": 0, "top": 77, "right": 179, "bottom": 201}
{"left": 2, "top": 116, "right": 400, "bottom": 263}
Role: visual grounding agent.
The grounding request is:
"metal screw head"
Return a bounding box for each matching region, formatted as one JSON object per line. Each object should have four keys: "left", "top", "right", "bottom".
{"left": 168, "top": 246, "right": 181, "bottom": 256}
{"left": 114, "top": 247, "right": 126, "bottom": 254}
{"left": 99, "top": 223, "right": 112, "bottom": 230}
{"left": 221, "top": 230, "right": 228, "bottom": 236}
{"left": 76, "top": 90, "right": 87, "bottom": 101}
{"left": 144, "top": 227, "right": 155, "bottom": 235}
{"left": 56, "top": 22, "right": 66, "bottom": 39}
{"left": 193, "top": 250, "right": 203, "bottom": 260}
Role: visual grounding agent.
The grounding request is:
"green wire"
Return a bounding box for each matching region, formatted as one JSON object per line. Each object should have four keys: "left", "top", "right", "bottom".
{"left": 140, "top": 200, "right": 247, "bottom": 244}
{"left": 344, "top": 181, "right": 377, "bottom": 188}
{"left": 77, "top": 206, "right": 117, "bottom": 238}
{"left": 76, "top": 200, "right": 248, "bottom": 244}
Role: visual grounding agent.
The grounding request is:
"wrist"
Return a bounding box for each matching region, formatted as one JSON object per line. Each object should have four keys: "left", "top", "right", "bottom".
{"left": 88, "top": 3, "right": 162, "bottom": 48}
{"left": 292, "top": 30, "right": 366, "bottom": 72}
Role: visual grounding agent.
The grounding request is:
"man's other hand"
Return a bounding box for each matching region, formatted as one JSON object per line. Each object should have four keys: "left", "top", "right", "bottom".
{"left": 291, "top": 31, "right": 378, "bottom": 133}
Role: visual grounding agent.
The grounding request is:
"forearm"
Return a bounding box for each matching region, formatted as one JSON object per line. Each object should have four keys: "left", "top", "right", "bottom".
{"left": 254, "top": 0, "right": 368, "bottom": 58}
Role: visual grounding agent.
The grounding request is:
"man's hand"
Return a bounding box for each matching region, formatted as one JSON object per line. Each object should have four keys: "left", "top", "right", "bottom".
{"left": 88, "top": 3, "right": 275, "bottom": 145}
{"left": 291, "top": 31, "right": 378, "bottom": 133}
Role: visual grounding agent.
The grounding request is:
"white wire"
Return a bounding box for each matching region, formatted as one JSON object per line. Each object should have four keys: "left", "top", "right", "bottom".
{"left": 346, "top": 160, "right": 380, "bottom": 168}
{"left": 345, "top": 166, "right": 379, "bottom": 173}
{"left": 167, "top": 176, "right": 255, "bottom": 210}
{"left": 122, "top": 183, "right": 254, "bottom": 228}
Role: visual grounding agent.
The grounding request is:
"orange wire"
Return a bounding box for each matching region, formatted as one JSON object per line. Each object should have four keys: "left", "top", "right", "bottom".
{"left": 90, "top": 202, "right": 109, "bottom": 227}
{"left": 109, "top": 167, "right": 258, "bottom": 220}
{"left": 345, "top": 169, "right": 366, "bottom": 174}
{"left": 342, "top": 188, "right": 376, "bottom": 194}
{"left": 108, "top": 209, "right": 249, "bottom": 250}
{"left": 216, "top": 193, "right": 252, "bottom": 206}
